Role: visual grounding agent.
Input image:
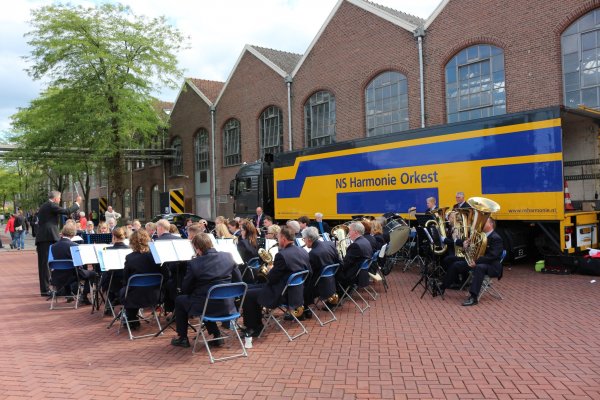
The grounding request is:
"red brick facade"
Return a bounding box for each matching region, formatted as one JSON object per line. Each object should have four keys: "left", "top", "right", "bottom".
{"left": 88, "top": 0, "right": 599, "bottom": 222}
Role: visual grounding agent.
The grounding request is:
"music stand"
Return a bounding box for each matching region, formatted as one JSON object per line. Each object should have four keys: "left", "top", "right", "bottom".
{"left": 403, "top": 214, "right": 432, "bottom": 272}
{"left": 82, "top": 233, "right": 113, "bottom": 245}
{"left": 410, "top": 226, "right": 445, "bottom": 299}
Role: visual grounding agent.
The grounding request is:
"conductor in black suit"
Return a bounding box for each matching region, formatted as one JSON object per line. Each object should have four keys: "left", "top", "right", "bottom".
{"left": 242, "top": 226, "right": 310, "bottom": 337}
{"left": 36, "top": 190, "right": 81, "bottom": 296}
{"left": 120, "top": 230, "right": 169, "bottom": 329}
{"left": 453, "top": 192, "right": 471, "bottom": 209}
{"left": 170, "top": 233, "right": 242, "bottom": 348}
{"left": 442, "top": 217, "right": 504, "bottom": 306}
{"left": 302, "top": 227, "right": 340, "bottom": 312}
{"left": 336, "top": 221, "right": 373, "bottom": 288}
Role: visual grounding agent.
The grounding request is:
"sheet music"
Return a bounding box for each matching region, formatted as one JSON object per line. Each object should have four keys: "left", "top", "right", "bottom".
{"left": 173, "top": 240, "right": 195, "bottom": 261}
{"left": 70, "top": 245, "right": 99, "bottom": 266}
{"left": 98, "top": 248, "right": 132, "bottom": 271}
{"left": 149, "top": 240, "right": 179, "bottom": 263}
{"left": 207, "top": 234, "right": 217, "bottom": 247}
{"left": 215, "top": 240, "right": 244, "bottom": 265}
{"left": 295, "top": 237, "right": 311, "bottom": 253}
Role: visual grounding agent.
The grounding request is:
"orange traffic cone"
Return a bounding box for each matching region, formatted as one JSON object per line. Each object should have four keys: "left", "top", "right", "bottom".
{"left": 564, "top": 180, "right": 575, "bottom": 210}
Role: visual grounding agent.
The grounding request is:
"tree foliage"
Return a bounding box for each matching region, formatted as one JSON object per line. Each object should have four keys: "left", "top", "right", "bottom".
{"left": 16, "top": 3, "right": 185, "bottom": 192}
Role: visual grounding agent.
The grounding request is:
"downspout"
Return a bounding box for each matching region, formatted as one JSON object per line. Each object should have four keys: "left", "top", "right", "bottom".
{"left": 414, "top": 26, "right": 426, "bottom": 128}
{"left": 285, "top": 75, "right": 293, "bottom": 151}
{"left": 210, "top": 105, "right": 217, "bottom": 219}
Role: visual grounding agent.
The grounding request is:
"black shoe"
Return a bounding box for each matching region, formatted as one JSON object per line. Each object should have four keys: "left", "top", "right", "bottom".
{"left": 209, "top": 332, "right": 224, "bottom": 347}
{"left": 449, "top": 283, "right": 461, "bottom": 290}
{"left": 462, "top": 297, "right": 478, "bottom": 306}
{"left": 171, "top": 336, "right": 191, "bottom": 348}
{"left": 242, "top": 327, "right": 262, "bottom": 338}
{"left": 303, "top": 309, "right": 313, "bottom": 319}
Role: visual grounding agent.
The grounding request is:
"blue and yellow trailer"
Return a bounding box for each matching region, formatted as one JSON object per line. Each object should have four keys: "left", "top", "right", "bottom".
{"left": 233, "top": 106, "right": 600, "bottom": 258}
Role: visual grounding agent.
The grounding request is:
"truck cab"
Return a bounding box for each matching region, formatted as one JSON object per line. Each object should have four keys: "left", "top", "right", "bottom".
{"left": 229, "top": 161, "right": 273, "bottom": 219}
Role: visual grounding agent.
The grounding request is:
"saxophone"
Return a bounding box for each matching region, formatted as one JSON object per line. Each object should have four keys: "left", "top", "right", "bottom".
{"left": 462, "top": 197, "right": 501, "bottom": 265}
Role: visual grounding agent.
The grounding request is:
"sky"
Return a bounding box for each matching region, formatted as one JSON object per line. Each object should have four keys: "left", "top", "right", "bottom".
{"left": 0, "top": 0, "right": 442, "bottom": 138}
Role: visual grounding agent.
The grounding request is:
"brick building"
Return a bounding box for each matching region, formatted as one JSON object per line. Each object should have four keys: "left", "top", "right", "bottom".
{"left": 78, "top": 0, "right": 600, "bottom": 223}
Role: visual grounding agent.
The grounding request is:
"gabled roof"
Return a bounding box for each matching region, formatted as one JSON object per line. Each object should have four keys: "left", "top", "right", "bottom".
{"left": 214, "top": 44, "right": 302, "bottom": 105}
{"left": 424, "top": 0, "right": 449, "bottom": 30}
{"left": 291, "top": 0, "right": 422, "bottom": 77}
{"left": 251, "top": 46, "right": 302, "bottom": 75}
{"left": 188, "top": 78, "right": 225, "bottom": 104}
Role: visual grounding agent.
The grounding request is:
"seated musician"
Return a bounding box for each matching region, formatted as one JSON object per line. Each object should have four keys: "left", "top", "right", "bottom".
{"left": 85, "top": 221, "right": 96, "bottom": 234}
{"left": 186, "top": 223, "right": 204, "bottom": 242}
{"left": 370, "top": 220, "right": 386, "bottom": 248}
{"left": 98, "top": 222, "right": 110, "bottom": 234}
{"left": 453, "top": 191, "right": 470, "bottom": 209}
{"left": 301, "top": 227, "right": 340, "bottom": 315}
{"left": 286, "top": 220, "right": 302, "bottom": 238}
{"left": 361, "top": 219, "right": 380, "bottom": 252}
{"left": 265, "top": 224, "right": 281, "bottom": 241}
{"left": 144, "top": 222, "right": 157, "bottom": 239}
{"left": 260, "top": 215, "right": 274, "bottom": 237}
{"left": 228, "top": 219, "right": 241, "bottom": 238}
{"left": 241, "top": 227, "right": 310, "bottom": 337}
{"left": 49, "top": 223, "right": 97, "bottom": 305}
{"left": 310, "top": 212, "right": 330, "bottom": 236}
{"left": 237, "top": 220, "right": 259, "bottom": 264}
{"left": 214, "top": 223, "right": 235, "bottom": 240}
{"left": 120, "top": 230, "right": 169, "bottom": 330}
{"left": 440, "top": 217, "right": 504, "bottom": 306}
{"left": 100, "top": 227, "right": 129, "bottom": 312}
{"left": 170, "top": 233, "right": 242, "bottom": 348}
{"left": 155, "top": 219, "right": 185, "bottom": 313}
{"left": 426, "top": 197, "right": 437, "bottom": 213}
{"left": 335, "top": 222, "right": 372, "bottom": 291}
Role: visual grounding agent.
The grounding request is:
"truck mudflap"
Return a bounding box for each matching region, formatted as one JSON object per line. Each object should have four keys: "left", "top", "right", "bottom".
{"left": 561, "top": 211, "right": 600, "bottom": 254}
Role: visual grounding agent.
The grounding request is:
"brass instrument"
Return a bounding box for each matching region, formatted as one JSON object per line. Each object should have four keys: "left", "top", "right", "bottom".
{"left": 462, "top": 197, "right": 501, "bottom": 265}
{"left": 326, "top": 292, "right": 339, "bottom": 305}
{"left": 424, "top": 207, "right": 449, "bottom": 255}
{"left": 331, "top": 223, "right": 351, "bottom": 259}
{"left": 452, "top": 207, "right": 473, "bottom": 258}
{"left": 257, "top": 243, "right": 278, "bottom": 282}
{"left": 292, "top": 306, "right": 305, "bottom": 318}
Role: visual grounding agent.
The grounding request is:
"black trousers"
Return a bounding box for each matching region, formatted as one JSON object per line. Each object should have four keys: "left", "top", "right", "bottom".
{"left": 469, "top": 263, "right": 496, "bottom": 298}
{"left": 36, "top": 241, "right": 54, "bottom": 295}
{"left": 443, "top": 259, "right": 469, "bottom": 291}
{"left": 241, "top": 284, "right": 266, "bottom": 331}
{"left": 174, "top": 295, "right": 219, "bottom": 339}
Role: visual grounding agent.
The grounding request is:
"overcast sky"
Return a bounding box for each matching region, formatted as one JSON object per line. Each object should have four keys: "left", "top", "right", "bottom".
{"left": 0, "top": 0, "right": 441, "bottom": 138}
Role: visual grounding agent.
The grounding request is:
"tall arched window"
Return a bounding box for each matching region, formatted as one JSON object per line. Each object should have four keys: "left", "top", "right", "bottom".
{"left": 170, "top": 137, "right": 183, "bottom": 176}
{"left": 123, "top": 189, "right": 131, "bottom": 220}
{"left": 445, "top": 44, "right": 506, "bottom": 123}
{"left": 259, "top": 106, "right": 283, "bottom": 156}
{"left": 305, "top": 91, "right": 336, "bottom": 147}
{"left": 136, "top": 186, "right": 145, "bottom": 220}
{"left": 365, "top": 71, "right": 409, "bottom": 136}
{"left": 223, "top": 119, "right": 241, "bottom": 167}
{"left": 562, "top": 9, "right": 600, "bottom": 108}
{"left": 195, "top": 129, "right": 210, "bottom": 171}
{"left": 151, "top": 185, "right": 160, "bottom": 217}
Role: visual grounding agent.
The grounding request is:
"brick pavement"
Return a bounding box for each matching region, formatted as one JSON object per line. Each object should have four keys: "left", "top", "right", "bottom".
{"left": 0, "top": 251, "right": 599, "bottom": 400}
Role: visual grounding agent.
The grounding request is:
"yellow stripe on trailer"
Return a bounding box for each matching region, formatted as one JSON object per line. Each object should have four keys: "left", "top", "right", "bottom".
{"left": 170, "top": 189, "right": 184, "bottom": 213}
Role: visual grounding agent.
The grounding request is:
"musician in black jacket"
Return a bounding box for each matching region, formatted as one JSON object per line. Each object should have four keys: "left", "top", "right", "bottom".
{"left": 441, "top": 217, "right": 504, "bottom": 306}
{"left": 120, "top": 230, "right": 168, "bottom": 329}
{"left": 36, "top": 190, "right": 81, "bottom": 296}
{"left": 100, "top": 227, "right": 129, "bottom": 313}
{"left": 170, "top": 233, "right": 243, "bottom": 348}
{"left": 452, "top": 192, "right": 471, "bottom": 209}
{"left": 241, "top": 226, "right": 310, "bottom": 337}
{"left": 336, "top": 222, "right": 373, "bottom": 288}
{"left": 302, "top": 227, "right": 340, "bottom": 313}
{"left": 155, "top": 219, "right": 185, "bottom": 312}
{"left": 310, "top": 212, "right": 330, "bottom": 236}
{"left": 49, "top": 223, "right": 96, "bottom": 303}
{"left": 237, "top": 220, "right": 259, "bottom": 263}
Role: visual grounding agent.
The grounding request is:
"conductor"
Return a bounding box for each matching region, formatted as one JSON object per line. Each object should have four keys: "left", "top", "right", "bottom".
{"left": 36, "top": 190, "right": 81, "bottom": 296}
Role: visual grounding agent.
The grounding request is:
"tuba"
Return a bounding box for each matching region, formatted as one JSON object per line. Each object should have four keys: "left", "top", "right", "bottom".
{"left": 331, "top": 223, "right": 351, "bottom": 259}
{"left": 462, "top": 197, "right": 501, "bottom": 265}
{"left": 452, "top": 207, "right": 473, "bottom": 258}
{"left": 424, "top": 207, "right": 449, "bottom": 255}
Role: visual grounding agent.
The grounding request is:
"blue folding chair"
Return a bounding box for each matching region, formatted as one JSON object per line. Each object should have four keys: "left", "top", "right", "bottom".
{"left": 192, "top": 282, "right": 248, "bottom": 363}
{"left": 241, "top": 257, "right": 261, "bottom": 282}
{"left": 113, "top": 273, "right": 163, "bottom": 340}
{"left": 260, "top": 270, "right": 310, "bottom": 341}
{"left": 48, "top": 259, "right": 81, "bottom": 310}
{"left": 337, "top": 259, "right": 372, "bottom": 314}
{"left": 307, "top": 263, "right": 340, "bottom": 326}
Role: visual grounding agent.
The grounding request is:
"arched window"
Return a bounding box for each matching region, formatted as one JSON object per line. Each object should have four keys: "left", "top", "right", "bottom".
{"left": 365, "top": 71, "right": 409, "bottom": 136}
{"left": 123, "top": 189, "right": 131, "bottom": 220}
{"left": 445, "top": 44, "right": 506, "bottom": 123}
{"left": 136, "top": 186, "right": 145, "bottom": 220}
{"left": 151, "top": 185, "right": 161, "bottom": 217}
{"left": 305, "top": 91, "right": 336, "bottom": 147}
{"left": 170, "top": 137, "right": 183, "bottom": 176}
{"left": 223, "top": 119, "right": 241, "bottom": 167}
{"left": 562, "top": 9, "right": 600, "bottom": 108}
{"left": 195, "top": 129, "right": 209, "bottom": 171}
{"left": 259, "top": 106, "right": 283, "bottom": 156}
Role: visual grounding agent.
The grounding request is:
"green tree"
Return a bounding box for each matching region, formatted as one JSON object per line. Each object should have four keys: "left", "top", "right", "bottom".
{"left": 21, "top": 2, "right": 185, "bottom": 192}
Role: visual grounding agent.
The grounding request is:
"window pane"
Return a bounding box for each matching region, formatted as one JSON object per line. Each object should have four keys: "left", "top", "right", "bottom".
{"left": 582, "top": 87, "right": 599, "bottom": 108}
{"left": 364, "top": 71, "right": 409, "bottom": 137}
